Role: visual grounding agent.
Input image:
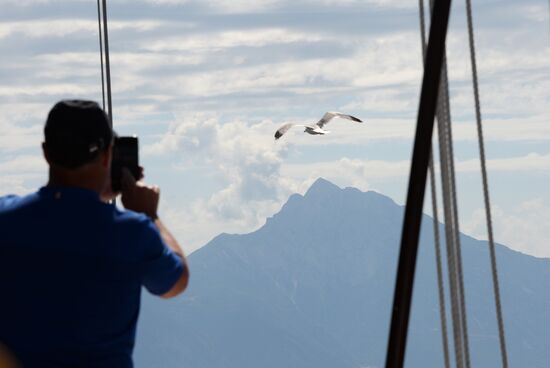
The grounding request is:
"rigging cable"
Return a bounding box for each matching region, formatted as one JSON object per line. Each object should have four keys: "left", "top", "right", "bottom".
{"left": 96, "top": 0, "right": 106, "bottom": 111}
{"left": 436, "top": 52, "right": 466, "bottom": 368}
{"left": 442, "top": 56, "right": 472, "bottom": 368}
{"left": 464, "top": 0, "right": 509, "bottom": 366}
{"left": 418, "top": 1, "right": 451, "bottom": 367}
{"left": 424, "top": 0, "right": 471, "bottom": 365}
{"left": 436, "top": 1, "right": 473, "bottom": 365}
{"left": 97, "top": 0, "right": 115, "bottom": 206}
{"left": 101, "top": 0, "right": 113, "bottom": 126}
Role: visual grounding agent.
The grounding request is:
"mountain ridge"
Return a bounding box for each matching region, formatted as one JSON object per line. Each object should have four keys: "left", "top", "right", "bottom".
{"left": 136, "top": 177, "right": 550, "bottom": 368}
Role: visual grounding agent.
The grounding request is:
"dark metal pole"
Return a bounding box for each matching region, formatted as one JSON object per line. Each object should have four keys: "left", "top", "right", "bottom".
{"left": 96, "top": 0, "right": 106, "bottom": 111}
{"left": 101, "top": 0, "right": 113, "bottom": 127}
{"left": 384, "top": 0, "right": 453, "bottom": 367}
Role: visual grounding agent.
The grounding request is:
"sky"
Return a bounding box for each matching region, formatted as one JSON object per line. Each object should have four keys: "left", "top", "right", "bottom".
{"left": 1, "top": 0, "right": 549, "bottom": 258}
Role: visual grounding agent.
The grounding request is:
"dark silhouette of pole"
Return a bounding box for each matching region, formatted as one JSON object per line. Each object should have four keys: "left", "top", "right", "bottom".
{"left": 384, "top": 0, "right": 453, "bottom": 367}
{"left": 101, "top": 0, "right": 113, "bottom": 127}
{"left": 96, "top": 0, "right": 106, "bottom": 111}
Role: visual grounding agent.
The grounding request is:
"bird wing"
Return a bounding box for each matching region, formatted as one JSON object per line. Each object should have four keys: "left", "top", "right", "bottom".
{"left": 274, "top": 123, "right": 307, "bottom": 140}
{"left": 315, "top": 111, "right": 363, "bottom": 128}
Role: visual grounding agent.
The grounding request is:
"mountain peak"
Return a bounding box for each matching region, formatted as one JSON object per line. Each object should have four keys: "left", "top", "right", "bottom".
{"left": 305, "top": 177, "right": 341, "bottom": 197}
{"left": 137, "top": 176, "right": 548, "bottom": 368}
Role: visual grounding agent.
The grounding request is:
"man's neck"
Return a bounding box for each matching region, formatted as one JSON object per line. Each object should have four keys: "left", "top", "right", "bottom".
{"left": 47, "top": 167, "right": 104, "bottom": 194}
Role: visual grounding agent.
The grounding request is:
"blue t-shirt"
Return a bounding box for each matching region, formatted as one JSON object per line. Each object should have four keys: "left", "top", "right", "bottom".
{"left": 0, "top": 186, "right": 185, "bottom": 367}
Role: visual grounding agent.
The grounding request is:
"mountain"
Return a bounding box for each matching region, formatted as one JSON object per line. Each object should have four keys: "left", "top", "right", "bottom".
{"left": 134, "top": 178, "right": 550, "bottom": 367}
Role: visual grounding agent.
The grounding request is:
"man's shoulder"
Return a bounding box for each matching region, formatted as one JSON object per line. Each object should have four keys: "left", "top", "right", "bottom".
{"left": 0, "top": 194, "right": 20, "bottom": 210}
{"left": 0, "top": 192, "right": 38, "bottom": 213}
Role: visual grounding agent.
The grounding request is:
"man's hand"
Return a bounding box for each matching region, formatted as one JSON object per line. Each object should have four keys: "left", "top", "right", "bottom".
{"left": 120, "top": 168, "right": 160, "bottom": 219}
{"left": 101, "top": 166, "right": 144, "bottom": 203}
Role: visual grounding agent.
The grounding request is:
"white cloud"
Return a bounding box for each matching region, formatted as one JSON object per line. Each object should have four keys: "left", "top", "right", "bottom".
{"left": 464, "top": 199, "right": 550, "bottom": 258}
{"left": 144, "top": 28, "right": 325, "bottom": 52}
{"left": 144, "top": 0, "right": 191, "bottom": 4}
{"left": 0, "top": 154, "right": 47, "bottom": 196}
{"left": 0, "top": 0, "right": 72, "bottom": 4}
{"left": 146, "top": 114, "right": 420, "bottom": 251}
{"left": 282, "top": 157, "right": 409, "bottom": 188}
{"left": 0, "top": 104, "right": 46, "bottom": 152}
{"left": 0, "top": 176, "right": 42, "bottom": 196}
{"left": 1, "top": 0, "right": 415, "bottom": 10}
{"left": 200, "top": 0, "right": 281, "bottom": 13}
{"left": 33, "top": 52, "right": 203, "bottom": 70}
{"left": 144, "top": 113, "right": 219, "bottom": 156}
{"left": 455, "top": 116, "right": 550, "bottom": 142}
{"left": 0, "top": 154, "right": 45, "bottom": 173}
{"left": 279, "top": 152, "right": 550, "bottom": 178}
{"left": 0, "top": 84, "right": 94, "bottom": 98}
{"left": 147, "top": 115, "right": 305, "bottom": 250}
{"left": 0, "top": 20, "right": 165, "bottom": 39}
{"left": 523, "top": 4, "right": 550, "bottom": 22}
{"left": 159, "top": 33, "right": 423, "bottom": 98}
{"left": 457, "top": 153, "right": 550, "bottom": 173}
{"left": 307, "top": 0, "right": 412, "bottom": 6}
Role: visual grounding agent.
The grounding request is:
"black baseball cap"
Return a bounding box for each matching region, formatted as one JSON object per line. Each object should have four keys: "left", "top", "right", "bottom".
{"left": 44, "top": 100, "right": 115, "bottom": 169}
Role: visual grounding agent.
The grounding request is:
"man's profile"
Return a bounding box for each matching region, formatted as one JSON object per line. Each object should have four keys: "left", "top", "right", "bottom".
{"left": 0, "top": 100, "right": 189, "bottom": 367}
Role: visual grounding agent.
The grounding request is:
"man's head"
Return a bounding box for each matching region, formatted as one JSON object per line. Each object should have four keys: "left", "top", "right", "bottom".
{"left": 42, "top": 100, "right": 115, "bottom": 193}
{"left": 43, "top": 100, "right": 113, "bottom": 168}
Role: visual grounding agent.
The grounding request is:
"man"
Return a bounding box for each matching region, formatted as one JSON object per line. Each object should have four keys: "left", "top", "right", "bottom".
{"left": 0, "top": 100, "right": 189, "bottom": 367}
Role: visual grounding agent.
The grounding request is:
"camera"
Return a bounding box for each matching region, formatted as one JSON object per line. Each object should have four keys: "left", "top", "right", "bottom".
{"left": 111, "top": 136, "right": 140, "bottom": 192}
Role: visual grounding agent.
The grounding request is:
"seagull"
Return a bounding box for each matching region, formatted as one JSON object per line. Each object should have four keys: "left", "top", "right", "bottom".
{"left": 274, "top": 111, "right": 363, "bottom": 140}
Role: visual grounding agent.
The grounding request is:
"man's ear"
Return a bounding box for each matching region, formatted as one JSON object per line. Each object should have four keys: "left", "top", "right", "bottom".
{"left": 42, "top": 142, "right": 51, "bottom": 164}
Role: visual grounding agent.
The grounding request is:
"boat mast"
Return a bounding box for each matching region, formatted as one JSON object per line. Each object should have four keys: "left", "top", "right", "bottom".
{"left": 384, "top": 0, "right": 453, "bottom": 367}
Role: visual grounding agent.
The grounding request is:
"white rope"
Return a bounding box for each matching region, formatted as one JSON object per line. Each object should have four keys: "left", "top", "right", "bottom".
{"left": 419, "top": 2, "right": 451, "bottom": 367}
{"left": 464, "top": 0, "right": 509, "bottom": 366}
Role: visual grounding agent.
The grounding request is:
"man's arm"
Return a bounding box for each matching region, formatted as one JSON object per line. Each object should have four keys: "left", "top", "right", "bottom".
{"left": 120, "top": 169, "right": 189, "bottom": 298}
{"left": 153, "top": 217, "right": 189, "bottom": 298}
